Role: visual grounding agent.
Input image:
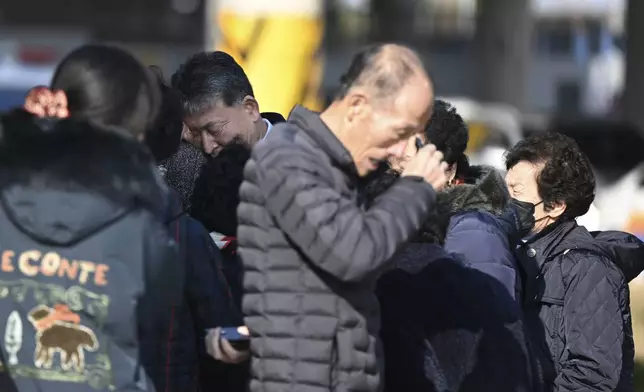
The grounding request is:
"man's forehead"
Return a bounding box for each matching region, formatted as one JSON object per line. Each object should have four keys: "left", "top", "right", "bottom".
{"left": 375, "top": 101, "right": 419, "bottom": 129}
{"left": 187, "top": 105, "right": 236, "bottom": 127}
{"left": 392, "top": 96, "right": 430, "bottom": 128}
{"left": 395, "top": 77, "right": 432, "bottom": 117}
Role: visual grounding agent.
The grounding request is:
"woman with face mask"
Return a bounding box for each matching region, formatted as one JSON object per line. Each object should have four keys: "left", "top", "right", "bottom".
{"left": 505, "top": 133, "right": 642, "bottom": 392}
{"left": 367, "top": 100, "right": 542, "bottom": 392}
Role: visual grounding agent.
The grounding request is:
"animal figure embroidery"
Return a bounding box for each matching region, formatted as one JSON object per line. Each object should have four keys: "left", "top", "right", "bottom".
{"left": 27, "top": 305, "right": 98, "bottom": 373}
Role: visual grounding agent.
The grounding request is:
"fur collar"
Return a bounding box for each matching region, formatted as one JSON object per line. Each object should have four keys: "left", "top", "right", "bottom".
{"left": 0, "top": 116, "right": 167, "bottom": 215}
{"left": 417, "top": 165, "right": 510, "bottom": 244}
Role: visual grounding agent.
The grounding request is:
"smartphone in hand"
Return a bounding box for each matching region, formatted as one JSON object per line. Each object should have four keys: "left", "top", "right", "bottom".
{"left": 220, "top": 326, "right": 250, "bottom": 341}
{"left": 220, "top": 326, "right": 250, "bottom": 350}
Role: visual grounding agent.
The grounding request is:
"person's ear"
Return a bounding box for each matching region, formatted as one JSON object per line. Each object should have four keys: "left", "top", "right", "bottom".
{"left": 181, "top": 123, "right": 190, "bottom": 140}
{"left": 446, "top": 163, "right": 457, "bottom": 182}
{"left": 181, "top": 122, "right": 201, "bottom": 147}
{"left": 545, "top": 202, "right": 566, "bottom": 219}
{"left": 242, "top": 96, "right": 261, "bottom": 122}
{"left": 344, "top": 89, "right": 371, "bottom": 125}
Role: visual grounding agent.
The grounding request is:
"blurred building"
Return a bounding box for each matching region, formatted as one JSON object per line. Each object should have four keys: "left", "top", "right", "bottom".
{"left": 0, "top": 0, "right": 204, "bottom": 77}
{"left": 0, "top": 0, "right": 203, "bottom": 43}
{"left": 325, "top": 0, "right": 625, "bottom": 117}
{"left": 1, "top": 0, "right": 644, "bottom": 238}
{"left": 0, "top": 0, "right": 628, "bottom": 117}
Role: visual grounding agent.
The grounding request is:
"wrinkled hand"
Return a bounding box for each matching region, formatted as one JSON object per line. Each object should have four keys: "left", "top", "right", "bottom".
{"left": 205, "top": 327, "right": 250, "bottom": 364}
{"left": 401, "top": 144, "right": 450, "bottom": 191}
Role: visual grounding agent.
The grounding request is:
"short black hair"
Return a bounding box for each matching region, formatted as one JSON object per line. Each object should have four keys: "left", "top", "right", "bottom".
{"left": 504, "top": 132, "right": 596, "bottom": 219}
{"left": 190, "top": 143, "right": 251, "bottom": 236}
{"left": 425, "top": 99, "right": 469, "bottom": 176}
{"left": 145, "top": 66, "right": 183, "bottom": 163}
{"left": 334, "top": 43, "right": 421, "bottom": 100}
{"left": 171, "top": 51, "right": 254, "bottom": 115}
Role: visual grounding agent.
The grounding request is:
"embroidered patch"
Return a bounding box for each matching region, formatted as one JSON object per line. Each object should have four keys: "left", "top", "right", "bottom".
{"left": 0, "top": 280, "right": 113, "bottom": 389}
{"left": 28, "top": 304, "right": 98, "bottom": 373}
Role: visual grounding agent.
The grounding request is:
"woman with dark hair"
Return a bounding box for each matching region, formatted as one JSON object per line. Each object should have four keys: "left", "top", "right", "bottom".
{"left": 388, "top": 99, "right": 519, "bottom": 298}
{"left": 368, "top": 100, "right": 539, "bottom": 392}
{"left": 0, "top": 45, "right": 181, "bottom": 392}
{"left": 50, "top": 44, "right": 161, "bottom": 137}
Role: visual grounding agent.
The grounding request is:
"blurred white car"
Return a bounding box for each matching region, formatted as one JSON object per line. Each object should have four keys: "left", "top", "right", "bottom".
{"left": 595, "top": 162, "right": 644, "bottom": 232}
{"left": 584, "top": 46, "right": 624, "bottom": 116}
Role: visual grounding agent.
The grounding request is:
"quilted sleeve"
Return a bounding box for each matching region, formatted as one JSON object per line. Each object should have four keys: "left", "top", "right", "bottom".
{"left": 554, "top": 253, "right": 627, "bottom": 392}
{"left": 253, "top": 145, "right": 436, "bottom": 283}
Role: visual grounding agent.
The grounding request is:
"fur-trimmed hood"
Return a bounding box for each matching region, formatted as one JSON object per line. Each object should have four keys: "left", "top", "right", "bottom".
{"left": 417, "top": 165, "right": 510, "bottom": 244}
{"left": 0, "top": 116, "right": 168, "bottom": 246}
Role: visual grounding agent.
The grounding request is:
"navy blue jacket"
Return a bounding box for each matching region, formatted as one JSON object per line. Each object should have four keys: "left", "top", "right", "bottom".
{"left": 378, "top": 241, "right": 534, "bottom": 392}
{"left": 141, "top": 207, "right": 243, "bottom": 392}
{"left": 445, "top": 210, "right": 520, "bottom": 300}
{"left": 517, "top": 221, "right": 643, "bottom": 392}
{"left": 407, "top": 165, "right": 521, "bottom": 300}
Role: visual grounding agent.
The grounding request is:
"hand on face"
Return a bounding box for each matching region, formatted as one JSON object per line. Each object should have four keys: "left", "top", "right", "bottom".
{"left": 390, "top": 135, "right": 420, "bottom": 172}
{"left": 401, "top": 144, "right": 450, "bottom": 190}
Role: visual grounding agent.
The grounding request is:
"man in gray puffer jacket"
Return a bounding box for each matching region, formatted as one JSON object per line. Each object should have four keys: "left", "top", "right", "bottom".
{"left": 237, "top": 43, "right": 449, "bottom": 392}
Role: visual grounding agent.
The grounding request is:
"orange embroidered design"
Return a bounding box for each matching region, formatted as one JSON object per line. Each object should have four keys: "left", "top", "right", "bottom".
{"left": 28, "top": 305, "right": 98, "bottom": 373}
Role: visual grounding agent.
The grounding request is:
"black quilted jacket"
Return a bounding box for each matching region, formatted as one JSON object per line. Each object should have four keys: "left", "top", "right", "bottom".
{"left": 236, "top": 106, "right": 437, "bottom": 392}
{"left": 516, "top": 220, "right": 643, "bottom": 392}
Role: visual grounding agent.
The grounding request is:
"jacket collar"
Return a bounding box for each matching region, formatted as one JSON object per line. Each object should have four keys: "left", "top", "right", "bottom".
{"left": 260, "top": 112, "right": 285, "bottom": 125}
{"left": 288, "top": 105, "right": 357, "bottom": 176}
{"left": 523, "top": 219, "right": 578, "bottom": 266}
{"left": 260, "top": 112, "right": 285, "bottom": 140}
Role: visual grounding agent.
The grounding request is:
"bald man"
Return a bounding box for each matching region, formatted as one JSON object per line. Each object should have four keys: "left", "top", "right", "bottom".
{"left": 237, "top": 43, "right": 449, "bottom": 392}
